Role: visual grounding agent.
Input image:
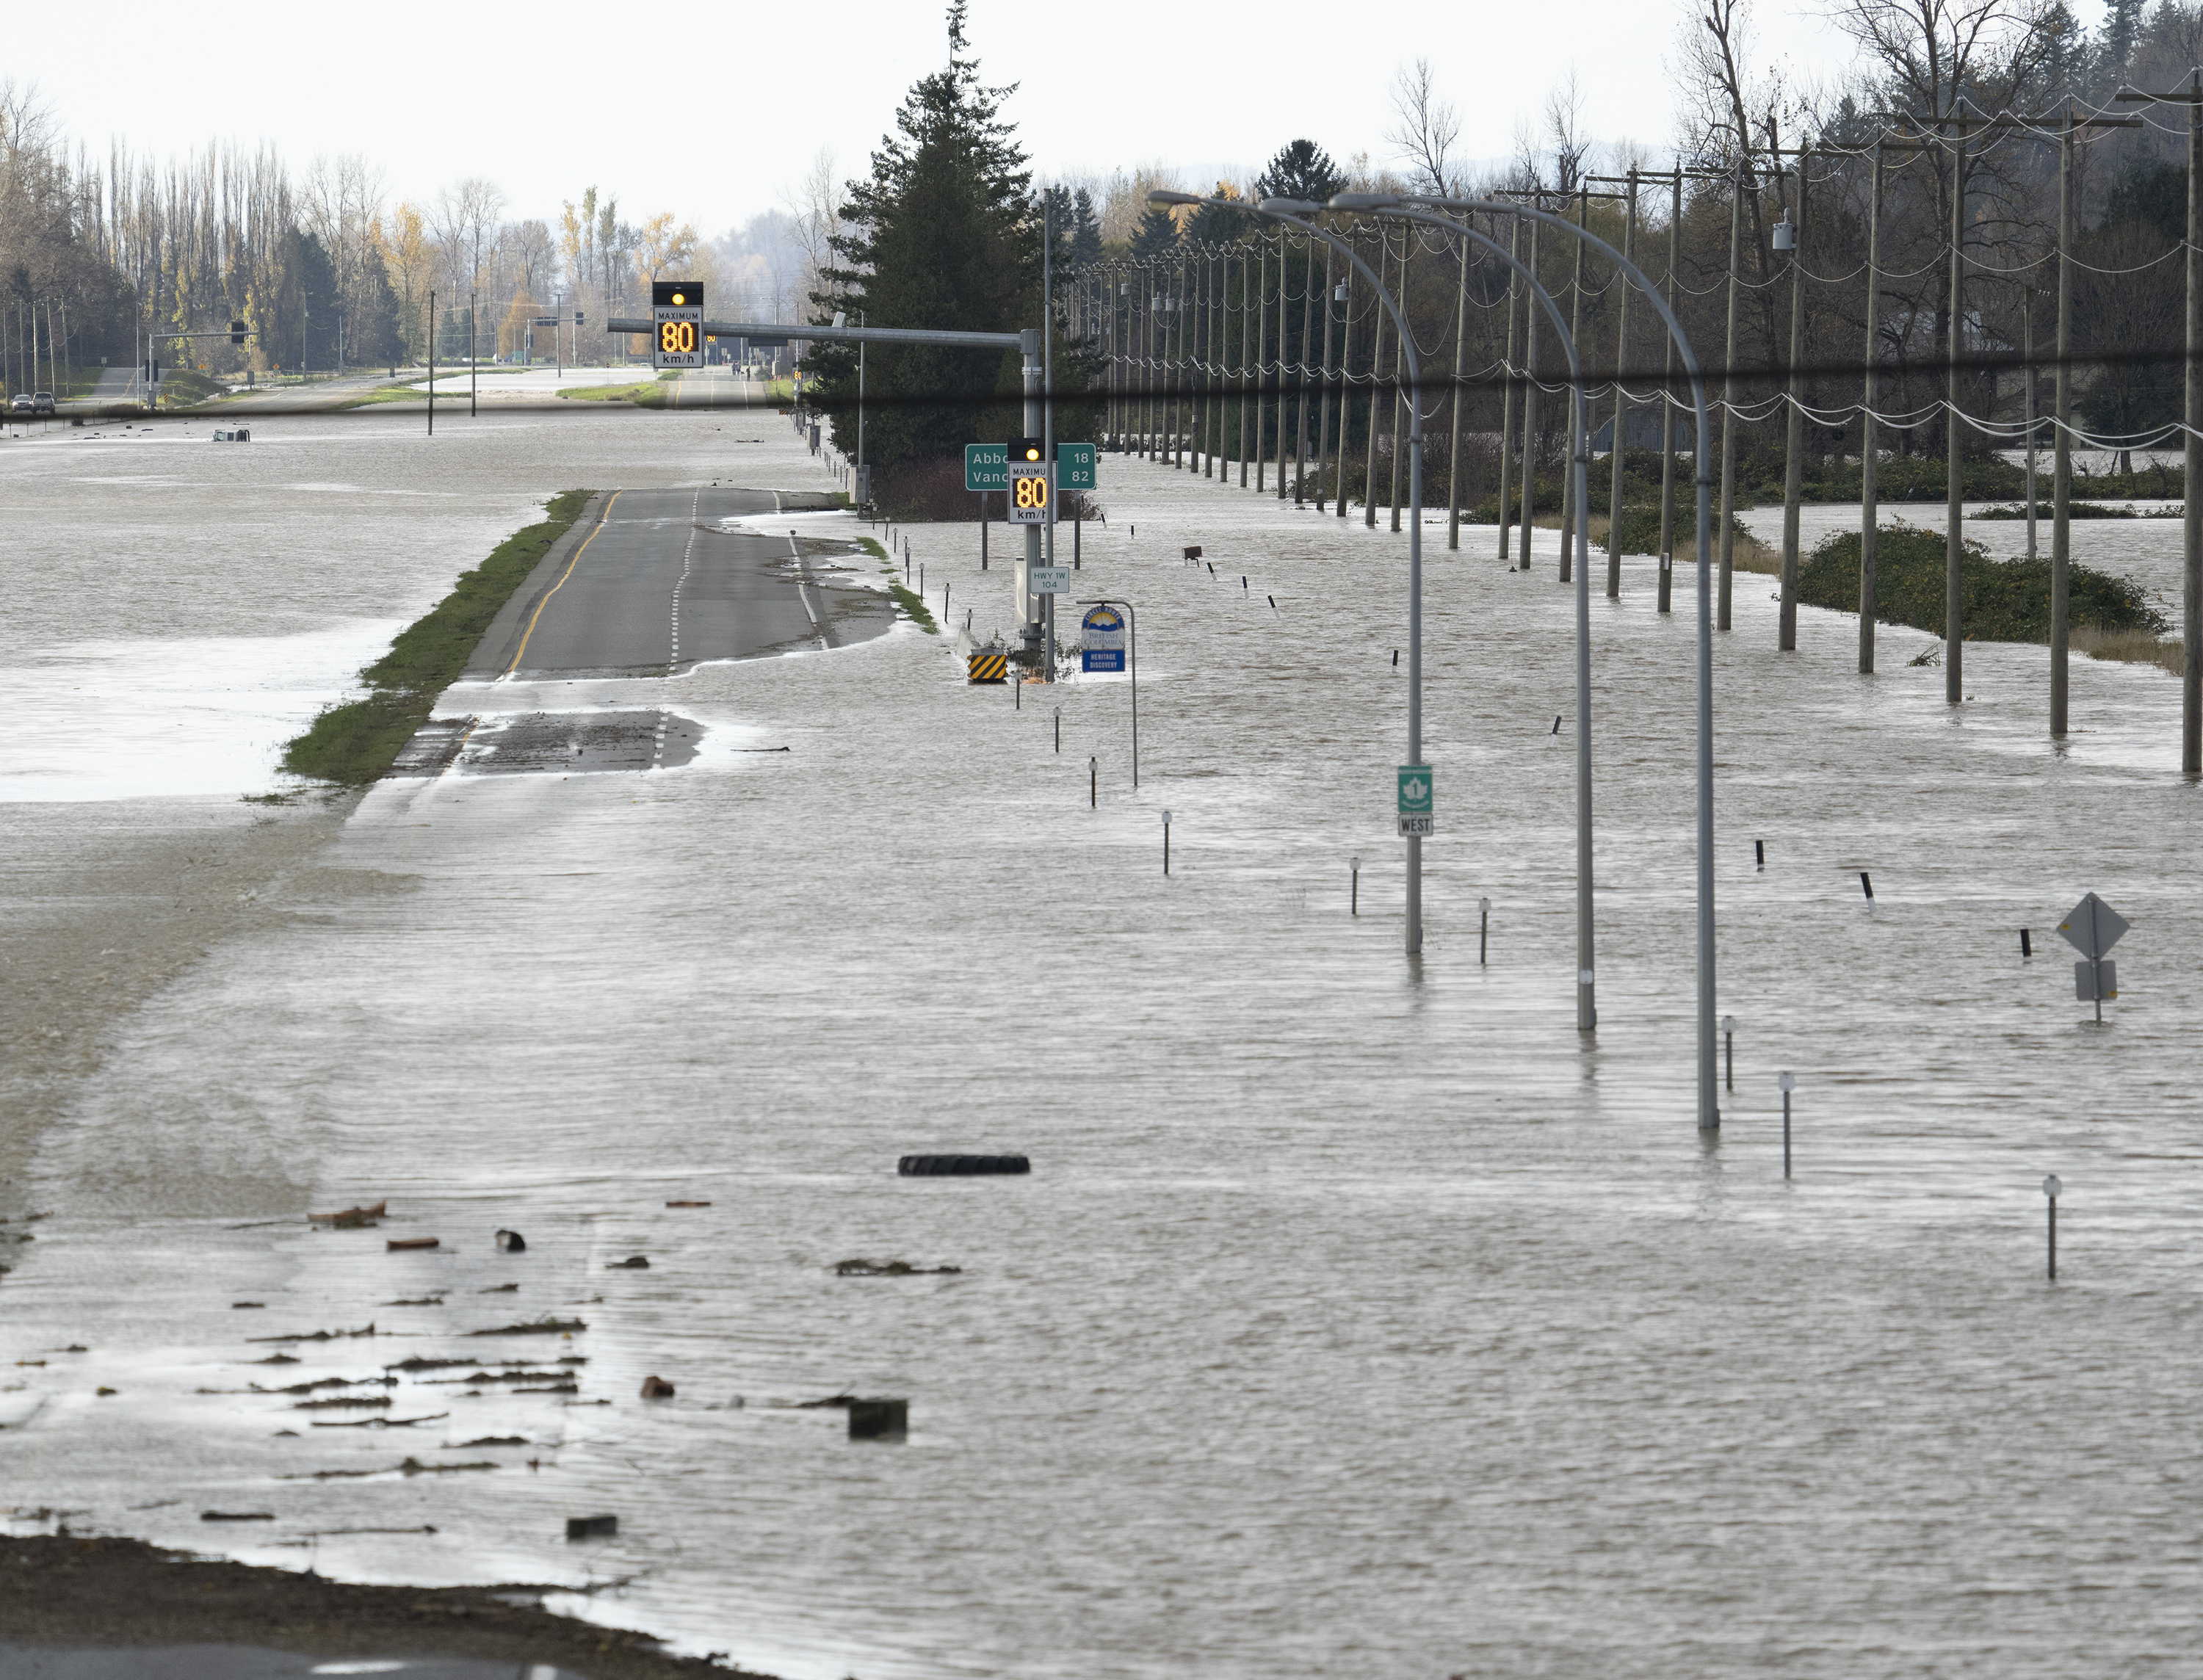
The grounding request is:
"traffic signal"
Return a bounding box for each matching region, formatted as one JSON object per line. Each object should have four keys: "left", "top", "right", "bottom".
{"left": 230, "top": 319, "right": 246, "bottom": 345}
{"left": 651, "top": 280, "right": 701, "bottom": 309}
{"left": 1010, "top": 437, "right": 1044, "bottom": 466}
{"left": 574, "top": 310, "right": 586, "bottom": 326}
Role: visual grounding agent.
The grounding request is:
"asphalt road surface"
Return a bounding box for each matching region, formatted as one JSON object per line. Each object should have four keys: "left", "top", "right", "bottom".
{"left": 465, "top": 486, "right": 892, "bottom": 681}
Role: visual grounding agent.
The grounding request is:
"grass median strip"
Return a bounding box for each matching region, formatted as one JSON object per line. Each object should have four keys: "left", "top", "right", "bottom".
{"left": 282, "top": 490, "right": 594, "bottom": 783}
{"left": 855, "top": 535, "right": 937, "bottom": 632}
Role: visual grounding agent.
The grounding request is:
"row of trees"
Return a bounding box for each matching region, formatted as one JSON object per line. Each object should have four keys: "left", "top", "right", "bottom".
{"left": 0, "top": 77, "right": 777, "bottom": 397}
{"left": 1064, "top": 0, "right": 2203, "bottom": 514}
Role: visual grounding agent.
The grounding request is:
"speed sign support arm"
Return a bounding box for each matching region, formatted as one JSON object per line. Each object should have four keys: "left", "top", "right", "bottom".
{"left": 605, "top": 318, "right": 1025, "bottom": 350}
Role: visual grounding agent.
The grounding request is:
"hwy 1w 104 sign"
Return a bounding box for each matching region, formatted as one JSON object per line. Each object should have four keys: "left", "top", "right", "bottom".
{"left": 1397, "top": 765, "right": 1433, "bottom": 836}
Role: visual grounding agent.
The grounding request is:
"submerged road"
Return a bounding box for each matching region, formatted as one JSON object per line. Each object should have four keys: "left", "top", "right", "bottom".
{"left": 465, "top": 486, "right": 893, "bottom": 681}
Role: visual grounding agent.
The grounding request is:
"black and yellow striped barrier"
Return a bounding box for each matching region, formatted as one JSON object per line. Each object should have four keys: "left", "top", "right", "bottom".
{"left": 967, "top": 651, "right": 1008, "bottom": 684}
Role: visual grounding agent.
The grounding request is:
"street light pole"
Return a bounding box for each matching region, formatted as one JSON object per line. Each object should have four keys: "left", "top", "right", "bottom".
{"left": 1345, "top": 199, "right": 1598, "bottom": 1033}
{"left": 1154, "top": 189, "right": 1426, "bottom": 957}
{"left": 1340, "top": 191, "right": 1721, "bottom": 1123}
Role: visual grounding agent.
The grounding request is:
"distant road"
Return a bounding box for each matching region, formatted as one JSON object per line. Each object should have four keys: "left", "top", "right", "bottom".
{"left": 465, "top": 486, "right": 891, "bottom": 681}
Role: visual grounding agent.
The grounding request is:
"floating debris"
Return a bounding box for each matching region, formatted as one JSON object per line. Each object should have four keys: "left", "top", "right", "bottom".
{"left": 606, "top": 1256, "right": 649, "bottom": 1270}
{"left": 247, "top": 1322, "right": 375, "bottom": 1344}
{"left": 478, "top": 1283, "right": 519, "bottom": 1294}
{"left": 311, "top": 1201, "right": 387, "bottom": 1228}
{"left": 311, "top": 1413, "right": 449, "bottom": 1429}
{"left": 665, "top": 1201, "right": 711, "bottom": 1209}
{"left": 291, "top": 1395, "right": 392, "bottom": 1411}
{"left": 494, "top": 1229, "right": 527, "bottom": 1253}
{"left": 386, "top": 1237, "right": 440, "bottom": 1252}
{"left": 200, "top": 1510, "right": 274, "bottom": 1522}
{"left": 250, "top": 1376, "right": 396, "bottom": 1396}
{"left": 457, "top": 1436, "right": 529, "bottom": 1448}
{"left": 383, "top": 1296, "right": 445, "bottom": 1306}
{"left": 833, "top": 1259, "right": 963, "bottom": 1277}
{"left": 467, "top": 1317, "right": 585, "bottom": 1337}
{"left": 566, "top": 1514, "right": 618, "bottom": 1540}
{"left": 640, "top": 1375, "right": 675, "bottom": 1400}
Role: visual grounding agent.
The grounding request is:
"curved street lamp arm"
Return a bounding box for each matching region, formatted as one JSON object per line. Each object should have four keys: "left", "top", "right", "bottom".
{"left": 1350, "top": 192, "right": 1720, "bottom": 1132}
{"left": 1148, "top": 192, "right": 1420, "bottom": 394}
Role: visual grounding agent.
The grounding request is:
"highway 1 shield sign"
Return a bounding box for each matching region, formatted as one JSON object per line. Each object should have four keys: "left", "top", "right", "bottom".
{"left": 1397, "top": 765, "right": 1433, "bottom": 836}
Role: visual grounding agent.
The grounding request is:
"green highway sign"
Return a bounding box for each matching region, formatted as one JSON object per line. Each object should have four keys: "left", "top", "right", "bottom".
{"left": 965, "top": 443, "right": 1008, "bottom": 491}
{"left": 967, "top": 440, "right": 1099, "bottom": 493}
{"left": 1397, "top": 764, "right": 1434, "bottom": 837}
{"left": 1057, "top": 441, "right": 1097, "bottom": 491}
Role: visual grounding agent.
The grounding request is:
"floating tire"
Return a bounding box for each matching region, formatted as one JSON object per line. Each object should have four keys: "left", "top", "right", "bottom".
{"left": 897, "top": 1154, "right": 1030, "bottom": 1177}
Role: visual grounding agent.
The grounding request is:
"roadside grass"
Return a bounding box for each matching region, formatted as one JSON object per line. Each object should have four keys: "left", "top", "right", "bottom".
{"left": 155, "top": 369, "right": 228, "bottom": 408}
{"left": 1579, "top": 507, "right": 1781, "bottom": 573}
{"left": 2073, "top": 624, "right": 2185, "bottom": 674}
{"left": 853, "top": 535, "right": 937, "bottom": 631}
{"left": 557, "top": 380, "right": 669, "bottom": 408}
{"left": 282, "top": 490, "right": 595, "bottom": 783}
{"left": 888, "top": 580, "right": 938, "bottom": 631}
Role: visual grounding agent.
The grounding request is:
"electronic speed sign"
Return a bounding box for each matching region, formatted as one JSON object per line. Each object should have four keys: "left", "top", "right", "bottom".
{"left": 651, "top": 280, "right": 702, "bottom": 369}
{"left": 1006, "top": 435, "right": 1052, "bottom": 525}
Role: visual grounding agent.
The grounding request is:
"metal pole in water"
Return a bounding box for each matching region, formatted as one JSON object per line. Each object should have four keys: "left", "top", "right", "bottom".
{"left": 1055, "top": 706, "right": 1060, "bottom": 753}
{"left": 1479, "top": 896, "right": 1490, "bottom": 964}
{"left": 1722, "top": 1015, "right": 1735, "bottom": 1093}
{"left": 1090, "top": 756, "right": 1096, "bottom": 808}
{"left": 1352, "top": 855, "right": 1361, "bottom": 916}
{"left": 1778, "top": 1071, "right": 1795, "bottom": 1178}
{"left": 1162, "top": 810, "right": 1171, "bottom": 875}
{"left": 2044, "top": 1174, "right": 2061, "bottom": 1280}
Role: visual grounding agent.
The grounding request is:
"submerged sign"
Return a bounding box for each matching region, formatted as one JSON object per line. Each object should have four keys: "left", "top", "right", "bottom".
{"left": 1082, "top": 603, "right": 1126, "bottom": 673}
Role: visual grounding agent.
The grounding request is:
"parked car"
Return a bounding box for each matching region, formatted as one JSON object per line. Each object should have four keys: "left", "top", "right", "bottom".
{"left": 30, "top": 391, "right": 56, "bottom": 415}
{"left": 7, "top": 394, "right": 30, "bottom": 415}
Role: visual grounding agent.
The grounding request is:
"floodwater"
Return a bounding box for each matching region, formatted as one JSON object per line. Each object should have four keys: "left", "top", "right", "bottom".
{"left": 5, "top": 411, "right": 2203, "bottom": 1680}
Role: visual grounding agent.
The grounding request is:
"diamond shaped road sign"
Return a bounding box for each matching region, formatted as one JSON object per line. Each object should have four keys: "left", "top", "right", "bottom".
{"left": 2058, "top": 892, "right": 2129, "bottom": 961}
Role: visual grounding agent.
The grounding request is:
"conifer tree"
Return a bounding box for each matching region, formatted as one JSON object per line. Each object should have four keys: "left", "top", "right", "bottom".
{"left": 1129, "top": 203, "right": 1180, "bottom": 259}
{"left": 806, "top": 1, "right": 1038, "bottom": 472}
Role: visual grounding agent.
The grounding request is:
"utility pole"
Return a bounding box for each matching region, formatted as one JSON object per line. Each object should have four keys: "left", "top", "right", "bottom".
{"left": 2117, "top": 76, "right": 2203, "bottom": 768}
{"left": 1497, "top": 215, "right": 1520, "bottom": 561}
{"left": 1043, "top": 206, "right": 1057, "bottom": 681}
{"left": 1779, "top": 149, "right": 1808, "bottom": 653}
{"left": 1718, "top": 166, "right": 1743, "bottom": 631}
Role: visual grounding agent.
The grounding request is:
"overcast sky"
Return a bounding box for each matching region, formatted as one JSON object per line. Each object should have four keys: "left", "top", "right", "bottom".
{"left": 19, "top": 0, "right": 2108, "bottom": 233}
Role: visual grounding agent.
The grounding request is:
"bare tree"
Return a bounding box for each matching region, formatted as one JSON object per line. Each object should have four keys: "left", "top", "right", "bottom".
{"left": 1387, "top": 57, "right": 1462, "bottom": 198}
{"left": 781, "top": 149, "right": 842, "bottom": 318}
{"left": 1674, "top": 0, "right": 1799, "bottom": 164}
{"left": 1545, "top": 70, "right": 1594, "bottom": 193}
{"left": 507, "top": 217, "right": 553, "bottom": 299}
{"left": 1824, "top": 0, "right": 2065, "bottom": 117}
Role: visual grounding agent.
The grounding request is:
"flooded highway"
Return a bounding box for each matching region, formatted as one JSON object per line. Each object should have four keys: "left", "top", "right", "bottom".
{"left": 4, "top": 408, "right": 2202, "bottom": 1680}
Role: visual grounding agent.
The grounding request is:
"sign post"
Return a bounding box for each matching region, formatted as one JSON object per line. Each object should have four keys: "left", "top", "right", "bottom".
{"left": 2057, "top": 891, "right": 2128, "bottom": 1022}
{"left": 1397, "top": 766, "right": 1434, "bottom": 837}
{"left": 651, "top": 280, "right": 702, "bottom": 371}
{"left": 1077, "top": 598, "right": 1138, "bottom": 784}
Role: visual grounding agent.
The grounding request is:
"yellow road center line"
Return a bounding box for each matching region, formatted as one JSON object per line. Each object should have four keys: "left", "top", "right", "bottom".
{"left": 506, "top": 489, "right": 621, "bottom": 676}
